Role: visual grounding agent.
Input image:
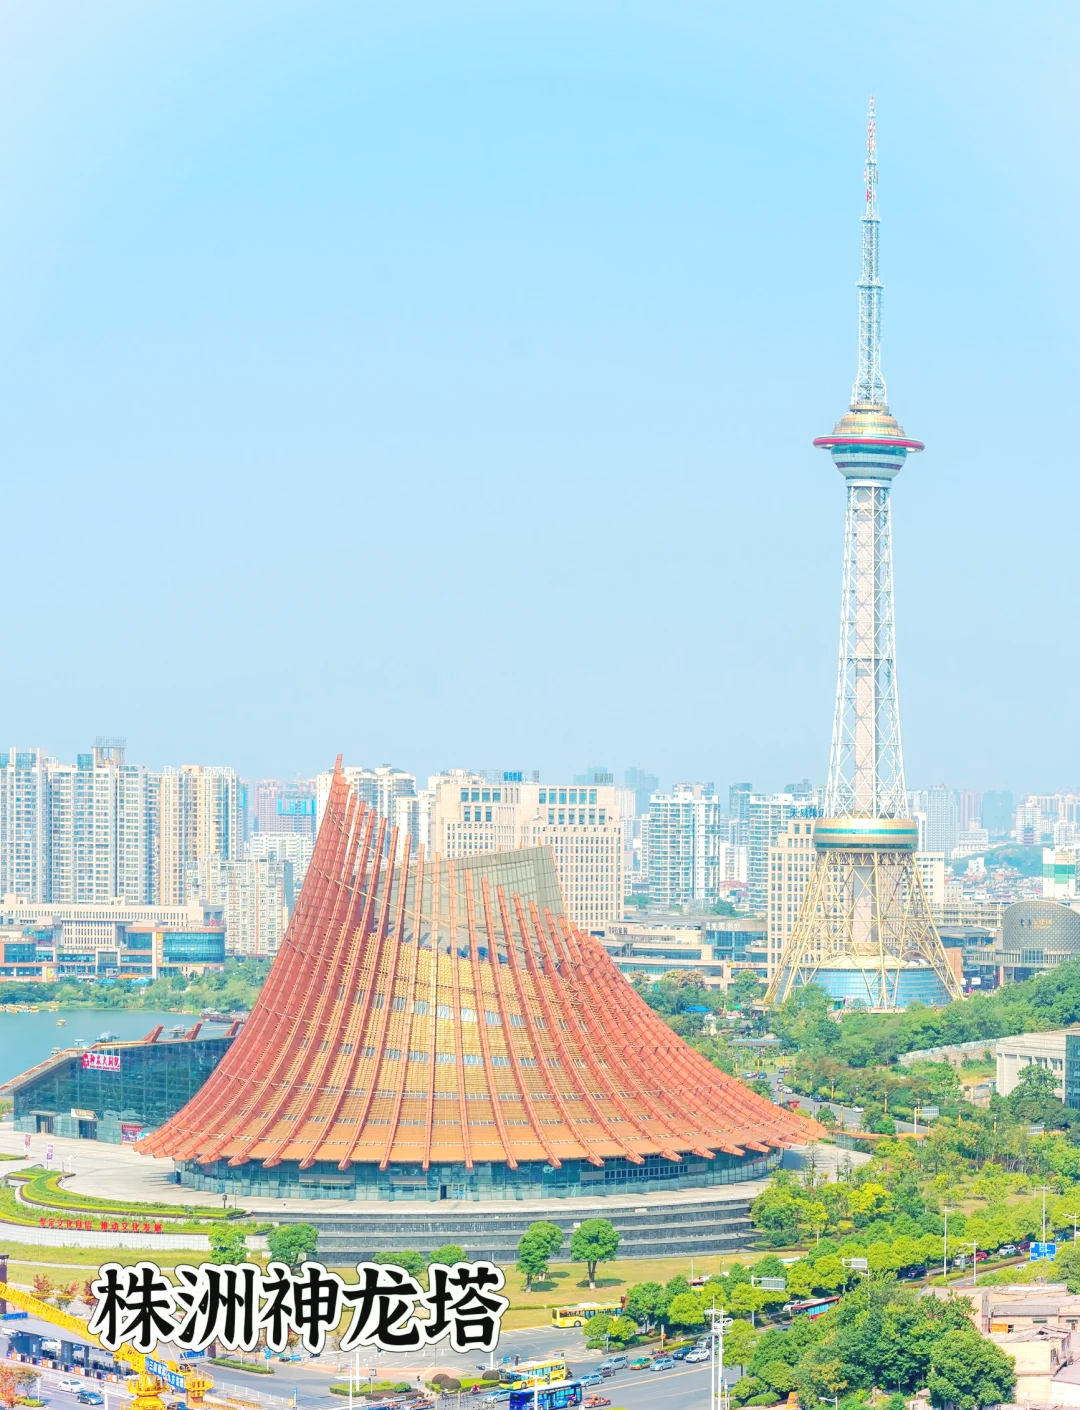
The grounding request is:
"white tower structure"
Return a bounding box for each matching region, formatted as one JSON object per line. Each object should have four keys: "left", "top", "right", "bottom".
{"left": 766, "top": 102, "right": 962, "bottom": 1010}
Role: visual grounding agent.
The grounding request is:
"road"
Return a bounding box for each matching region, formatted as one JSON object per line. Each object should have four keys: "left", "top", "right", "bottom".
{"left": 5, "top": 1317, "right": 734, "bottom": 1410}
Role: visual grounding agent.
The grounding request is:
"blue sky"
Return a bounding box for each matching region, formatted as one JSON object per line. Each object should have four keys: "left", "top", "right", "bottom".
{"left": 0, "top": 0, "right": 1075, "bottom": 793}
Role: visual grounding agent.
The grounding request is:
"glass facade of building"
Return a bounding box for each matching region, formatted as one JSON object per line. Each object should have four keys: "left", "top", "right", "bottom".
{"left": 10, "top": 1035, "right": 235, "bottom": 1143}
{"left": 179, "top": 1147, "right": 781, "bottom": 1202}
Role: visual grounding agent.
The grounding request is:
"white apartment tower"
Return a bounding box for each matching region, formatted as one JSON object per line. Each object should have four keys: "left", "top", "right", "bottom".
{"left": 315, "top": 765, "right": 417, "bottom": 833}
{"left": 0, "top": 749, "right": 48, "bottom": 901}
{"left": 645, "top": 784, "right": 744, "bottom": 909}
{"left": 159, "top": 765, "right": 243, "bottom": 905}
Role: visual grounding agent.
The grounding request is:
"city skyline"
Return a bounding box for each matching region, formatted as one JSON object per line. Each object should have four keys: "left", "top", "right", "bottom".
{"left": 0, "top": 4, "right": 1077, "bottom": 789}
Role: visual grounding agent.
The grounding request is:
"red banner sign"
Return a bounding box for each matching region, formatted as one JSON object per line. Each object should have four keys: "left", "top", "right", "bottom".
{"left": 81, "top": 1052, "right": 121, "bottom": 1071}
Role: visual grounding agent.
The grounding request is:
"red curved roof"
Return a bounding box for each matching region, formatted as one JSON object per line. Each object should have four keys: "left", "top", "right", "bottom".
{"left": 139, "top": 767, "right": 820, "bottom": 1171}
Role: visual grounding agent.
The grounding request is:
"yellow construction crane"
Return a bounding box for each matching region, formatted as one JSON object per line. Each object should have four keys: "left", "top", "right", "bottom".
{"left": 0, "top": 1278, "right": 213, "bottom": 1410}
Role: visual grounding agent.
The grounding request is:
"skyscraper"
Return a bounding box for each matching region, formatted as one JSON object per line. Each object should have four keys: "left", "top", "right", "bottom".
{"left": 926, "top": 785, "right": 959, "bottom": 861}
{"left": 159, "top": 765, "right": 244, "bottom": 905}
{"left": 767, "top": 103, "right": 961, "bottom": 1010}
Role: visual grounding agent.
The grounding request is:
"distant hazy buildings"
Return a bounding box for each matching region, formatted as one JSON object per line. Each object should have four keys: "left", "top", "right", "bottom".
{"left": 191, "top": 856, "right": 289, "bottom": 958}
{"left": 252, "top": 777, "right": 316, "bottom": 836}
{"left": 315, "top": 765, "right": 417, "bottom": 835}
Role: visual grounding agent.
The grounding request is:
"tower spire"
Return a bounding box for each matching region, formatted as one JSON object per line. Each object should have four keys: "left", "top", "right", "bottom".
{"left": 765, "top": 104, "right": 960, "bottom": 1013}
{"left": 852, "top": 95, "right": 886, "bottom": 409}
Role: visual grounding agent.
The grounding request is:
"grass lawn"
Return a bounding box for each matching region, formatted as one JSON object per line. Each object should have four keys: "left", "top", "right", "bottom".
{"left": 6, "top": 1244, "right": 790, "bottom": 1309}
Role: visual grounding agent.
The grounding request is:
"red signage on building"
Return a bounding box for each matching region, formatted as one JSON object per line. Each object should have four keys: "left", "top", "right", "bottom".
{"left": 81, "top": 1052, "right": 121, "bottom": 1072}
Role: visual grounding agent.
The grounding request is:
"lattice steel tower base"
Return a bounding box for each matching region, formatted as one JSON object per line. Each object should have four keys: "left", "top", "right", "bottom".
{"left": 767, "top": 101, "right": 962, "bottom": 1010}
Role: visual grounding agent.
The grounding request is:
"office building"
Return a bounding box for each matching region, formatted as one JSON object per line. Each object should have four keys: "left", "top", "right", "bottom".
{"left": 139, "top": 767, "right": 818, "bottom": 1201}
{"left": 1044, "top": 849, "right": 1079, "bottom": 900}
{"left": 0, "top": 896, "right": 222, "bottom": 977}
{"left": 766, "top": 818, "right": 817, "bottom": 979}
{"left": 428, "top": 773, "right": 623, "bottom": 930}
{"left": 748, "top": 793, "right": 816, "bottom": 914}
{"left": 953, "top": 826, "right": 990, "bottom": 860}
{"left": 597, "top": 914, "right": 767, "bottom": 987}
{"left": 159, "top": 766, "right": 243, "bottom": 905}
{"left": 958, "top": 790, "right": 983, "bottom": 833}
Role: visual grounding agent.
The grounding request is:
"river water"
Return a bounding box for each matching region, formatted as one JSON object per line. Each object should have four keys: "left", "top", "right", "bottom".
{"left": 0, "top": 1009, "right": 201, "bottom": 1085}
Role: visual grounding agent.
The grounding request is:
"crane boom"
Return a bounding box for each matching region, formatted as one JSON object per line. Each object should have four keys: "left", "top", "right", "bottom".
{"left": 0, "top": 1275, "right": 212, "bottom": 1410}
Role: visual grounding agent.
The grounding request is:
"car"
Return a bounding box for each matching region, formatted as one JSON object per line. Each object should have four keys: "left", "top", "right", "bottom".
{"left": 629, "top": 1356, "right": 653, "bottom": 1370}
{"left": 76, "top": 1394, "right": 105, "bottom": 1406}
{"left": 597, "top": 1357, "right": 628, "bottom": 1374}
{"left": 481, "top": 1393, "right": 512, "bottom": 1405}
{"left": 56, "top": 1381, "right": 83, "bottom": 1394}
{"left": 583, "top": 1398, "right": 612, "bottom": 1408}
{"left": 685, "top": 1349, "right": 710, "bottom": 1363}
{"left": 671, "top": 1346, "right": 690, "bottom": 1360}
{"left": 650, "top": 1357, "right": 677, "bottom": 1372}
{"left": 999, "top": 1244, "right": 1018, "bottom": 1257}
{"left": 579, "top": 1373, "right": 604, "bottom": 1387}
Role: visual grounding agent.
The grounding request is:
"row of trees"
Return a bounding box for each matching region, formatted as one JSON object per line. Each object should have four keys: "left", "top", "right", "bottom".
{"left": 516, "top": 1218, "right": 621, "bottom": 1289}
{"left": 727, "top": 1283, "right": 1015, "bottom": 1410}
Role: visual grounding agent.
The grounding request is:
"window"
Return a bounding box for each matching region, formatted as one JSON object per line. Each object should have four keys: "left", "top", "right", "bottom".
{"left": 493, "top": 790, "right": 501, "bottom": 802}
{"left": 460, "top": 789, "right": 469, "bottom": 802}
{"left": 485, "top": 808, "right": 492, "bottom": 822}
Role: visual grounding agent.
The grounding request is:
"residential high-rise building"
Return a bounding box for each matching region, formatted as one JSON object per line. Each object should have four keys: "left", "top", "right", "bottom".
{"left": 248, "top": 832, "right": 313, "bottom": 898}
{"left": 1043, "top": 848, "right": 1078, "bottom": 900}
{"left": 46, "top": 741, "right": 158, "bottom": 904}
{"left": 0, "top": 749, "right": 48, "bottom": 901}
{"left": 766, "top": 102, "right": 961, "bottom": 1010}
{"left": 191, "top": 856, "right": 288, "bottom": 958}
{"left": 645, "top": 784, "right": 743, "bottom": 909}
{"left": 315, "top": 765, "right": 416, "bottom": 833}
{"left": 926, "top": 785, "right": 959, "bottom": 860}
{"left": 159, "top": 765, "right": 243, "bottom": 905}
{"left": 428, "top": 772, "right": 622, "bottom": 929}
{"left": 728, "top": 783, "right": 753, "bottom": 846}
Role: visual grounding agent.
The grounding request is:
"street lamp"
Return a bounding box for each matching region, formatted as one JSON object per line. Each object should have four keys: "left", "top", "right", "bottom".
{"left": 707, "top": 1303, "right": 734, "bottom": 1410}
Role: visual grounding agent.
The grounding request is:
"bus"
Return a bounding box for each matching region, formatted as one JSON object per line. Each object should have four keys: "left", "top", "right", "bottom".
{"left": 551, "top": 1301, "right": 623, "bottom": 1327}
{"left": 784, "top": 1295, "right": 841, "bottom": 1320}
{"left": 504, "top": 1359, "right": 570, "bottom": 1389}
{"left": 508, "top": 1382, "right": 583, "bottom": 1410}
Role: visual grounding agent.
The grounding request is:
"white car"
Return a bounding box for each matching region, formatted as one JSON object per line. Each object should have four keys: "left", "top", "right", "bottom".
{"left": 56, "top": 1380, "right": 83, "bottom": 1394}
{"left": 685, "top": 1349, "right": 710, "bottom": 1363}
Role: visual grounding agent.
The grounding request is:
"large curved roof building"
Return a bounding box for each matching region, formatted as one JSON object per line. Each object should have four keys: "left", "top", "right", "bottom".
{"left": 141, "top": 765, "right": 818, "bottom": 1201}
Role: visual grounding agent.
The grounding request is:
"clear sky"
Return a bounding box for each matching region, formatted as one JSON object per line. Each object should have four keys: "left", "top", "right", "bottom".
{"left": 0, "top": 0, "right": 1075, "bottom": 794}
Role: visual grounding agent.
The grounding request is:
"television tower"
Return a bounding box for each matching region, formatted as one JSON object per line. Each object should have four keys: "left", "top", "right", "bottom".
{"left": 766, "top": 101, "right": 962, "bottom": 1010}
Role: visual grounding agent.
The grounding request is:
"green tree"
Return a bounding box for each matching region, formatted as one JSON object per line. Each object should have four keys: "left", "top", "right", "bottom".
{"left": 624, "top": 1281, "right": 667, "bottom": 1330}
{"left": 569, "top": 1218, "right": 620, "bottom": 1289}
{"left": 516, "top": 1220, "right": 564, "bottom": 1291}
{"left": 208, "top": 1226, "right": 249, "bottom": 1265}
{"left": 724, "top": 1319, "right": 761, "bottom": 1370}
{"left": 759, "top": 1360, "right": 799, "bottom": 1396}
{"left": 427, "top": 1244, "right": 466, "bottom": 1266}
{"left": 666, "top": 1291, "right": 706, "bottom": 1329}
{"left": 373, "top": 1250, "right": 426, "bottom": 1277}
{"left": 266, "top": 1223, "right": 319, "bottom": 1269}
{"left": 927, "top": 1327, "right": 1016, "bottom": 1410}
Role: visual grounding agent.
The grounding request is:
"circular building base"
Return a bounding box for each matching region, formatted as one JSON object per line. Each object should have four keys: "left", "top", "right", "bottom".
{"left": 179, "top": 1148, "right": 780, "bottom": 1204}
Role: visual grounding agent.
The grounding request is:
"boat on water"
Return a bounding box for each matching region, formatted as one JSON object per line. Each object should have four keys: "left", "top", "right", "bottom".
{"left": 55, "top": 1019, "right": 66, "bottom": 1027}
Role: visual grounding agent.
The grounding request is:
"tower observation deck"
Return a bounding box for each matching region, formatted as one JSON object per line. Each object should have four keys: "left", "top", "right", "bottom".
{"left": 766, "top": 102, "right": 962, "bottom": 1011}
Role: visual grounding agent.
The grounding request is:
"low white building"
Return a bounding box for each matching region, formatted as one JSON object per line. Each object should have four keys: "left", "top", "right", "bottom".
{"left": 995, "top": 1030, "right": 1077, "bottom": 1101}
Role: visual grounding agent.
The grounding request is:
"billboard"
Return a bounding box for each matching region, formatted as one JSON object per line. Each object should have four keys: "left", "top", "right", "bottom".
{"left": 82, "top": 1052, "right": 121, "bottom": 1072}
